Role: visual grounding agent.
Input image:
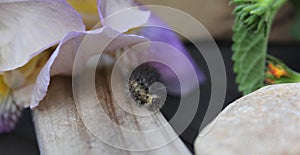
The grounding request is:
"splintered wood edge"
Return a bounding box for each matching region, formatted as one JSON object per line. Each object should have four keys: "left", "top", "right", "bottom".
{"left": 32, "top": 75, "right": 191, "bottom": 155}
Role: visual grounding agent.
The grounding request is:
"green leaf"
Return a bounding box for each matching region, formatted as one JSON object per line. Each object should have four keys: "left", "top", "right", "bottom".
{"left": 231, "top": 0, "right": 287, "bottom": 95}
{"left": 232, "top": 23, "right": 267, "bottom": 95}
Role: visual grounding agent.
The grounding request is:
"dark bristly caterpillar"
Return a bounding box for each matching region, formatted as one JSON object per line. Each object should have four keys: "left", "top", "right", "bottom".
{"left": 128, "top": 63, "right": 161, "bottom": 107}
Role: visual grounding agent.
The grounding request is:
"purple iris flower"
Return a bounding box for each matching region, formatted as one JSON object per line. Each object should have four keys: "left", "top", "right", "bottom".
{"left": 0, "top": 0, "right": 85, "bottom": 133}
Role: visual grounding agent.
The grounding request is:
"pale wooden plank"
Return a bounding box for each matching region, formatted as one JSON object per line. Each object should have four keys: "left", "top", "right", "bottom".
{"left": 33, "top": 74, "right": 191, "bottom": 155}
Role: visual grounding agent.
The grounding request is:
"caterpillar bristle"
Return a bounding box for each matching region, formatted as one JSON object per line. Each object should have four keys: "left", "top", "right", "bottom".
{"left": 128, "top": 63, "right": 162, "bottom": 109}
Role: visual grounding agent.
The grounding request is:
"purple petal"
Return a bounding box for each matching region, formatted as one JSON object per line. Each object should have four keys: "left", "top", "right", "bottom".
{"left": 30, "top": 27, "right": 148, "bottom": 108}
{"left": 0, "top": 91, "right": 22, "bottom": 133}
{"left": 0, "top": 107, "right": 22, "bottom": 133}
{"left": 136, "top": 9, "right": 205, "bottom": 95}
{"left": 0, "top": 0, "right": 85, "bottom": 72}
{"left": 125, "top": 41, "right": 202, "bottom": 96}
{"left": 97, "top": 0, "right": 150, "bottom": 32}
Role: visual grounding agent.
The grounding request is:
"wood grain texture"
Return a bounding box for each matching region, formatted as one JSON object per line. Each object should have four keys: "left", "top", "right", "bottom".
{"left": 33, "top": 74, "right": 191, "bottom": 155}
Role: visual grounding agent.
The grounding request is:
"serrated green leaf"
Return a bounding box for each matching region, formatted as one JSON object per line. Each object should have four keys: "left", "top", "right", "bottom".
{"left": 231, "top": 0, "right": 287, "bottom": 95}
{"left": 232, "top": 24, "right": 267, "bottom": 94}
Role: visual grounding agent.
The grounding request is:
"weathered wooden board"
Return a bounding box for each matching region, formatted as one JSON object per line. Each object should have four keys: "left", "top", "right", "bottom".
{"left": 33, "top": 73, "right": 191, "bottom": 155}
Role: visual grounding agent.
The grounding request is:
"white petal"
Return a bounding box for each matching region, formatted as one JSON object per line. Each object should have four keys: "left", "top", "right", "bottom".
{"left": 0, "top": 0, "right": 85, "bottom": 71}
{"left": 30, "top": 27, "right": 148, "bottom": 108}
{"left": 12, "top": 84, "right": 34, "bottom": 108}
{"left": 97, "top": 0, "right": 150, "bottom": 32}
{"left": 2, "top": 70, "right": 26, "bottom": 89}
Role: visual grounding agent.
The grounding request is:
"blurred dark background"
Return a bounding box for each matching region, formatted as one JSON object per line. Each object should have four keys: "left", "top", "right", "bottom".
{"left": 1, "top": 41, "right": 299, "bottom": 155}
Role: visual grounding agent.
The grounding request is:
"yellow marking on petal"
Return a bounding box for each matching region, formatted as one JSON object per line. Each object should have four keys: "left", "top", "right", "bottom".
{"left": 67, "top": 0, "right": 99, "bottom": 29}
{"left": 18, "top": 47, "right": 55, "bottom": 79}
{"left": 2, "top": 48, "right": 52, "bottom": 90}
{"left": 0, "top": 48, "right": 52, "bottom": 108}
{"left": 67, "top": 0, "right": 98, "bottom": 14}
{"left": 0, "top": 76, "right": 9, "bottom": 97}
{"left": 2, "top": 70, "right": 26, "bottom": 89}
{"left": 22, "top": 49, "right": 52, "bottom": 85}
{"left": 17, "top": 55, "right": 40, "bottom": 78}
{"left": 0, "top": 76, "right": 22, "bottom": 133}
